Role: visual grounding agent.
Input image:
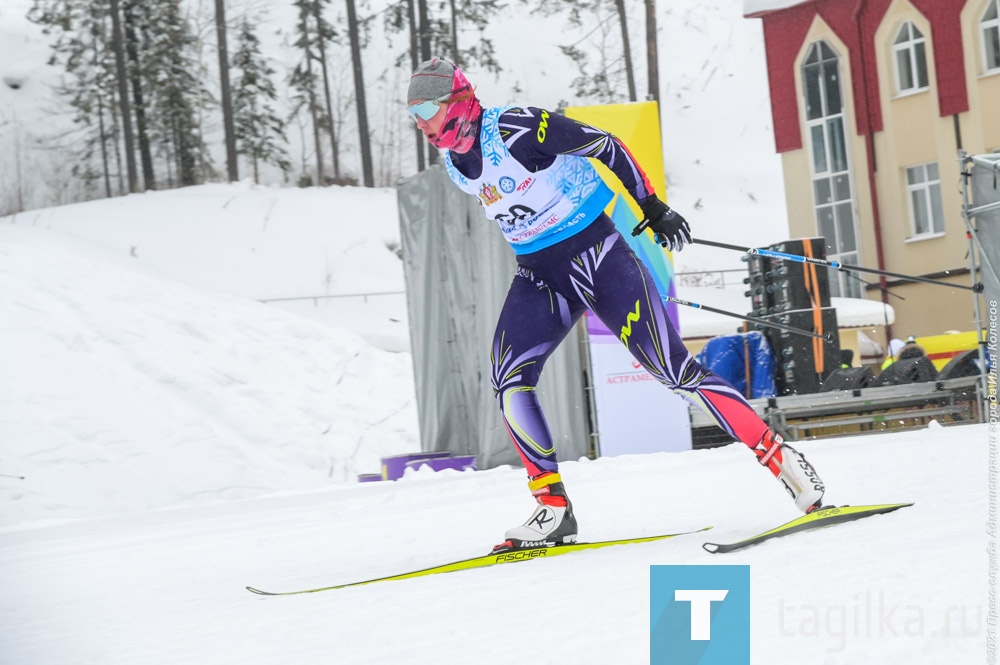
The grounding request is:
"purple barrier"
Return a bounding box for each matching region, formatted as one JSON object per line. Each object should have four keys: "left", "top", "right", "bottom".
{"left": 404, "top": 455, "right": 477, "bottom": 474}
{"left": 381, "top": 451, "right": 453, "bottom": 481}
{"left": 357, "top": 473, "right": 383, "bottom": 483}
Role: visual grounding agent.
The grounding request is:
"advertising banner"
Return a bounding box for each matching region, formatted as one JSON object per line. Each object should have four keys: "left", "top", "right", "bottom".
{"left": 566, "top": 101, "right": 692, "bottom": 456}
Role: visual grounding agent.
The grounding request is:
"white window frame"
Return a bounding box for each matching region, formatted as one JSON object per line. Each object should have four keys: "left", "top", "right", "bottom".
{"left": 802, "top": 41, "right": 862, "bottom": 299}
{"left": 892, "top": 21, "right": 930, "bottom": 94}
{"left": 905, "top": 163, "right": 946, "bottom": 239}
{"left": 983, "top": 0, "right": 1000, "bottom": 74}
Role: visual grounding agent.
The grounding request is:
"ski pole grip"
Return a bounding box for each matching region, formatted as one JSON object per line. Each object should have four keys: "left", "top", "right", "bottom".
{"left": 631, "top": 219, "right": 651, "bottom": 237}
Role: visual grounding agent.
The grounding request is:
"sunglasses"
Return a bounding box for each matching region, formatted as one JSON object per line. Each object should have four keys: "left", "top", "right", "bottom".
{"left": 406, "top": 87, "right": 475, "bottom": 121}
{"left": 407, "top": 93, "right": 453, "bottom": 121}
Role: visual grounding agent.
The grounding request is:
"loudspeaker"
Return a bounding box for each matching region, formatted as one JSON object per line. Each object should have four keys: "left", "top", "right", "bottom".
{"left": 765, "top": 238, "right": 831, "bottom": 310}
{"left": 820, "top": 366, "right": 875, "bottom": 392}
{"left": 937, "top": 349, "right": 983, "bottom": 380}
{"left": 756, "top": 307, "right": 841, "bottom": 395}
{"left": 875, "top": 356, "right": 939, "bottom": 386}
{"left": 743, "top": 254, "right": 773, "bottom": 317}
{"left": 743, "top": 238, "right": 833, "bottom": 317}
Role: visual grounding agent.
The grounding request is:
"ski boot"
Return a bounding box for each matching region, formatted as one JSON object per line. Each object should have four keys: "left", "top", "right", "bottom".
{"left": 753, "top": 429, "right": 825, "bottom": 513}
{"left": 492, "top": 472, "right": 578, "bottom": 553}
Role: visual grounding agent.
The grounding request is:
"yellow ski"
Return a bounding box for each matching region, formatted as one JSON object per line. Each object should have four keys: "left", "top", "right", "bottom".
{"left": 702, "top": 503, "right": 913, "bottom": 554}
{"left": 247, "top": 527, "right": 711, "bottom": 596}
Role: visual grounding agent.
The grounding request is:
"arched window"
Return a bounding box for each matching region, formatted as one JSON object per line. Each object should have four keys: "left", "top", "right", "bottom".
{"left": 893, "top": 21, "right": 929, "bottom": 93}
{"left": 802, "top": 41, "right": 860, "bottom": 298}
{"left": 984, "top": 0, "right": 1000, "bottom": 72}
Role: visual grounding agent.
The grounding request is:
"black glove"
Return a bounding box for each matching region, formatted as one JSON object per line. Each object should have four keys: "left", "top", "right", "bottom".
{"left": 637, "top": 195, "right": 692, "bottom": 252}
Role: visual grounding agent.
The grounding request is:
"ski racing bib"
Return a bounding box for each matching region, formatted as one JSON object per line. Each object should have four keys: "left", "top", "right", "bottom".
{"left": 444, "top": 107, "right": 613, "bottom": 255}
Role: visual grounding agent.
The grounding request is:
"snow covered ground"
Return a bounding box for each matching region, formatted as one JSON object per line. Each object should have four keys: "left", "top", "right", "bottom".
{"left": 3, "top": 182, "right": 411, "bottom": 351}
{"left": 0, "top": 211, "right": 418, "bottom": 526}
{"left": 0, "top": 424, "right": 986, "bottom": 664}
{"left": 0, "top": 187, "right": 989, "bottom": 662}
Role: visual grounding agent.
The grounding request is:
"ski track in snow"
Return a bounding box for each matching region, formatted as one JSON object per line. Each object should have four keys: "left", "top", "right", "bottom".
{"left": 0, "top": 423, "right": 987, "bottom": 663}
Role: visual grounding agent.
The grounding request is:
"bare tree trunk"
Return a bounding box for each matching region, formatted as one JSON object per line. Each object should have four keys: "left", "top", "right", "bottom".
{"left": 345, "top": 0, "right": 374, "bottom": 187}
{"left": 214, "top": 0, "right": 238, "bottom": 181}
{"left": 448, "top": 0, "right": 458, "bottom": 64}
{"left": 416, "top": 0, "right": 437, "bottom": 165}
{"left": 416, "top": 0, "right": 431, "bottom": 59}
{"left": 407, "top": 0, "right": 425, "bottom": 171}
{"left": 300, "top": 19, "right": 325, "bottom": 185}
{"left": 91, "top": 28, "right": 113, "bottom": 198}
{"left": 109, "top": 0, "right": 139, "bottom": 193}
{"left": 122, "top": 1, "right": 155, "bottom": 190}
{"left": 614, "top": 0, "right": 636, "bottom": 102}
{"left": 108, "top": 85, "right": 125, "bottom": 193}
{"left": 97, "top": 91, "right": 112, "bottom": 198}
{"left": 645, "top": 0, "right": 659, "bottom": 102}
{"left": 312, "top": 1, "right": 341, "bottom": 181}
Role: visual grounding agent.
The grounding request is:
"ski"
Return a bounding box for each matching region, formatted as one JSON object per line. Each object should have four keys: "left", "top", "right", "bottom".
{"left": 246, "top": 526, "right": 712, "bottom": 596}
{"left": 702, "top": 503, "right": 913, "bottom": 554}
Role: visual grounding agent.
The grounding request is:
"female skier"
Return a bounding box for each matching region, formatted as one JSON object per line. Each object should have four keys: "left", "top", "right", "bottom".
{"left": 406, "top": 57, "right": 826, "bottom": 550}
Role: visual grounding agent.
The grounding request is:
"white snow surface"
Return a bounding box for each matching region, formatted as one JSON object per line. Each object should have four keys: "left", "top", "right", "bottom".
{"left": 0, "top": 424, "right": 986, "bottom": 663}
{"left": 4, "top": 182, "right": 411, "bottom": 351}
{"left": 0, "top": 185, "right": 988, "bottom": 662}
{"left": 0, "top": 213, "right": 419, "bottom": 527}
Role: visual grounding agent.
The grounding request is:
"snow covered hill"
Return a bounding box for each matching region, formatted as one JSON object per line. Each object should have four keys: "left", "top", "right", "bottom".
{"left": 0, "top": 220, "right": 418, "bottom": 526}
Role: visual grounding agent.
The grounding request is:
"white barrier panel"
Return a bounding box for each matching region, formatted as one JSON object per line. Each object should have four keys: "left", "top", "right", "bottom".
{"left": 586, "top": 313, "right": 692, "bottom": 456}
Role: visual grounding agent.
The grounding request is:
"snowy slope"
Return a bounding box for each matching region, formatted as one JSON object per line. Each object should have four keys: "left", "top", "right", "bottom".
{"left": 5, "top": 183, "right": 410, "bottom": 351}
{"left": 0, "top": 425, "right": 985, "bottom": 664}
{"left": 0, "top": 222, "right": 418, "bottom": 526}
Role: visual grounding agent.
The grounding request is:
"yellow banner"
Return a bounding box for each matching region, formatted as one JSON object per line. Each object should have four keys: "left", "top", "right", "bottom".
{"left": 564, "top": 101, "right": 668, "bottom": 217}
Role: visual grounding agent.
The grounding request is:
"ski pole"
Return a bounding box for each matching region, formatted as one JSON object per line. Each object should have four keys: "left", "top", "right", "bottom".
{"left": 691, "top": 237, "right": 985, "bottom": 293}
{"left": 0, "top": 473, "right": 25, "bottom": 480}
{"left": 665, "top": 295, "right": 835, "bottom": 343}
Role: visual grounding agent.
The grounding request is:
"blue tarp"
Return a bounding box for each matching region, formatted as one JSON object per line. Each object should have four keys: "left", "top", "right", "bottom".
{"left": 696, "top": 332, "right": 777, "bottom": 399}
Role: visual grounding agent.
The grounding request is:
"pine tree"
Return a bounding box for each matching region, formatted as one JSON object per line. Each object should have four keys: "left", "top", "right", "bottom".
{"left": 162, "top": 1, "right": 212, "bottom": 186}
{"left": 121, "top": 0, "right": 156, "bottom": 190}
{"left": 28, "top": 0, "right": 125, "bottom": 197}
{"left": 311, "top": 0, "right": 344, "bottom": 182}
{"left": 231, "top": 16, "right": 291, "bottom": 183}
{"left": 382, "top": 0, "right": 504, "bottom": 170}
{"left": 289, "top": 0, "right": 326, "bottom": 186}
{"left": 524, "top": 0, "right": 636, "bottom": 104}
{"left": 345, "top": 0, "right": 374, "bottom": 187}
{"left": 214, "top": 0, "right": 238, "bottom": 182}
{"left": 139, "top": 0, "right": 213, "bottom": 187}
{"left": 381, "top": 0, "right": 503, "bottom": 72}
